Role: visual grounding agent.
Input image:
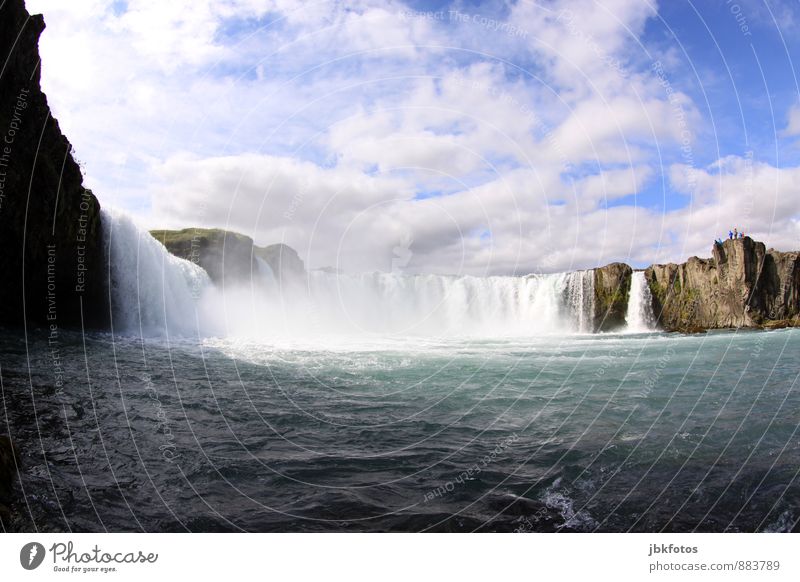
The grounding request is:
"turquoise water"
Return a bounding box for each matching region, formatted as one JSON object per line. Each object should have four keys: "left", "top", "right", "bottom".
{"left": 1, "top": 327, "right": 798, "bottom": 532}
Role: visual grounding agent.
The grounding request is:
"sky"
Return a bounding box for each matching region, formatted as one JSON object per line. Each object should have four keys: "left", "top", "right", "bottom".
{"left": 25, "top": 0, "right": 800, "bottom": 275}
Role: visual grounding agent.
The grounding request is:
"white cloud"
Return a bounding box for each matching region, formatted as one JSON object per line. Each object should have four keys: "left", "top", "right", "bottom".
{"left": 23, "top": 0, "right": 800, "bottom": 276}
{"left": 781, "top": 102, "right": 800, "bottom": 137}
{"left": 663, "top": 155, "right": 800, "bottom": 265}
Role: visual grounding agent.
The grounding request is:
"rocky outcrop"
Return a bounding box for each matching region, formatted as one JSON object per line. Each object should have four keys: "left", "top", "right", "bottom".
{"left": 759, "top": 248, "right": 800, "bottom": 323}
{"left": 149, "top": 229, "right": 799, "bottom": 333}
{"left": 150, "top": 228, "right": 258, "bottom": 285}
{"left": 0, "top": 0, "right": 108, "bottom": 328}
{"left": 255, "top": 243, "right": 305, "bottom": 281}
{"left": 646, "top": 237, "right": 800, "bottom": 332}
{"left": 594, "top": 262, "right": 632, "bottom": 331}
{"left": 151, "top": 228, "right": 305, "bottom": 286}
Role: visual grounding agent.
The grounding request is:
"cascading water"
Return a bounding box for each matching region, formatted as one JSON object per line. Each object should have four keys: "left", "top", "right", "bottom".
{"left": 102, "top": 208, "right": 211, "bottom": 336}
{"left": 101, "top": 209, "right": 601, "bottom": 338}
{"left": 563, "top": 270, "right": 595, "bottom": 333}
{"left": 214, "top": 269, "right": 598, "bottom": 338}
{"left": 625, "top": 271, "right": 656, "bottom": 332}
{"left": 255, "top": 257, "right": 276, "bottom": 287}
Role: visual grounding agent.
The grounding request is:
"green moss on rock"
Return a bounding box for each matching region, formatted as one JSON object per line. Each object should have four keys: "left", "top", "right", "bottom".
{"left": 150, "top": 228, "right": 305, "bottom": 285}
{"left": 593, "top": 262, "right": 632, "bottom": 331}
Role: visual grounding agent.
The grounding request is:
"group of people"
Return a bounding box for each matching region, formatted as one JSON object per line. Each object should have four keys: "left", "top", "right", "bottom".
{"left": 715, "top": 228, "right": 746, "bottom": 245}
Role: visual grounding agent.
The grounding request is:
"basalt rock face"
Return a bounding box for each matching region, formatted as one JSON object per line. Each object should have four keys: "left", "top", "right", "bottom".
{"left": 151, "top": 228, "right": 259, "bottom": 286}
{"left": 151, "top": 228, "right": 306, "bottom": 286}
{"left": 646, "top": 237, "right": 800, "bottom": 331}
{"left": 0, "top": 0, "right": 108, "bottom": 329}
{"left": 594, "top": 262, "right": 632, "bottom": 331}
{"left": 255, "top": 243, "right": 306, "bottom": 282}
{"left": 759, "top": 248, "right": 800, "bottom": 323}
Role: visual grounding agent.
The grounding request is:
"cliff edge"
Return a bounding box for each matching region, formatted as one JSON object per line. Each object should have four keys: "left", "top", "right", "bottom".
{"left": 150, "top": 228, "right": 305, "bottom": 286}
{"left": 594, "top": 262, "right": 632, "bottom": 331}
{"left": 646, "top": 237, "right": 799, "bottom": 332}
{"left": 0, "top": 0, "right": 108, "bottom": 328}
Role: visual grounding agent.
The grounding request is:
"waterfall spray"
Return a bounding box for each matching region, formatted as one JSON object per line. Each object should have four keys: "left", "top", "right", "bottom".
{"left": 102, "top": 209, "right": 605, "bottom": 338}
{"left": 102, "top": 209, "right": 211, "bottom": 336}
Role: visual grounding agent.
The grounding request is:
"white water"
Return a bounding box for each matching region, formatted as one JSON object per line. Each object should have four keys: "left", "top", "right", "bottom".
{"left": 625, "top": 271, "right": 656, "bottom": 332}
{"left": 202, "top": 269, "right": 599, "bottom": 339}
{"left": 103, "top": 208, "right": 600, "bottom": 338}
{"left": 565, "top": 268, "right": 596, "bottom": 333}
{"left": 102, "top": 208, "right": 211, "bottom": 336}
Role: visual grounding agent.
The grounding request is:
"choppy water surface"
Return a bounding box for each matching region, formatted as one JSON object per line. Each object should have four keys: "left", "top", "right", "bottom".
{"left": 1, "top": 327, "right": 798, "bottom": 532}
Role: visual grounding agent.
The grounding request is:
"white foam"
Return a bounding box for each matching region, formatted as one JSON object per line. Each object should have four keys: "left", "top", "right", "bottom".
{"left": 625, "top": 271, "right": 656, "bottom": 332}
{"left": 102, "top": 208, "right": 211, "bottom": 337}
{"left": 208, "top": 269, "right": 598, "bottom": 339}
{"left": 102, "top": 208, "right": 604, "bottom": 340}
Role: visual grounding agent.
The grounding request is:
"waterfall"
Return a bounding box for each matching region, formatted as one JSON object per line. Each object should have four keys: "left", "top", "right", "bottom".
{"left": 255, "top": 257, "right": 277, "bottom": 287}
{"left": 625, "top": 271, "right": 656, "bottom": 332}
{"left": 101, "top": 209, "right": 603, "bottom": 338}
{"left": 563, "top": 270, "right": 595, "bottom": 333}
{"left": 102, "top": 208, "right": 211, "bottom": 336}
{"left": 214, "top": 269, "right": 598, "bottom": 338}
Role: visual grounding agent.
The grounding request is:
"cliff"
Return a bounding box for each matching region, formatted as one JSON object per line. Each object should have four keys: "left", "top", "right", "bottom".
{"left": 150, "top": 228, "right": 799, "bottom": 333}
{"left": 255, "top": 243, "right": 306, "bottom": 282}
{"left": 0, "top": 0, "right": 108, "bottom": 328}
{"left": 646, "top": 237, "right": 800, "bottom": 332}
{"left": 150, "top": 228, "right": 305, "bottom": 286}
{"left": 594, "top": 262, "right": 632, "bottom": 331}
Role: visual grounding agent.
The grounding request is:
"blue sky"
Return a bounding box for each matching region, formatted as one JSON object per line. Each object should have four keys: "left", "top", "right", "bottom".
{"left": 27, "top": 0, "right": 800, "bottom": 274}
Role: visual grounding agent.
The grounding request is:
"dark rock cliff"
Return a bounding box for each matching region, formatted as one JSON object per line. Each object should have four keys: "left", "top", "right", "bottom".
{"left": 594, "top": 262, "right": 632, "bottom": 332}
{"left": 646, "top": 237, "right": 800, "bottom": 332}
{"left": 758, "top": 247, "right": 800, "bottom": 325}
{"left": 150, "top": 228, "right": 305, "bottom": 286}
{"left": 0, "top": 0, "right": 108, "bottom": 329}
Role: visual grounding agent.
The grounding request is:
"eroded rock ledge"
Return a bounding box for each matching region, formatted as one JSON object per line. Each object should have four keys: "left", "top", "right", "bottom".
{"left": 645, "top": 237, "right": 799, "bottom": 332}
{"left": 594, "top": 262, "right": 632, "bottom": 332}
{"left": 150, "top": 228, "right": 306, "bottom": 286}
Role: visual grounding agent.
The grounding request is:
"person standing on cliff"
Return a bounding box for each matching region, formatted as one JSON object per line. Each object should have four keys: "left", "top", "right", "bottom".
{"left": 734, "top": 227, "right": 738, "bottom": 239}
{"left": 729, "top": 230, "right": 733, "bottom": 239}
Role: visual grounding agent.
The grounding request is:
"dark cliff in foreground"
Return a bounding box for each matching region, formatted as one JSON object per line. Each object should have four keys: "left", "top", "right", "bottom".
{"left": 645, "top": 237, "right": 799, "bottom": 332}
{"left": 150, "top": 228, "right": 306, "bottom": 286}
{"left": 0, "top": 0, "right": 108, "bottom": 329}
